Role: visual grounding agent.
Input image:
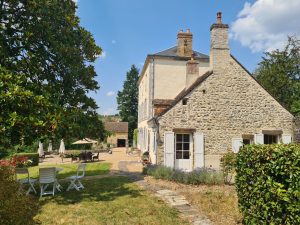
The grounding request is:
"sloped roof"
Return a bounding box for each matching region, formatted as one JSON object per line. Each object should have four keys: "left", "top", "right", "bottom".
{"left": 104, "top": 122, "right": 128, "bottom": 133}
{"left": 155, "top": 54, "right": 295, "bottom": 118}
{"left": 156, "top": 70, "right": 213, "bottom": 117}
{"left": 150, "top": 46, "right": 209, "bottom": 60}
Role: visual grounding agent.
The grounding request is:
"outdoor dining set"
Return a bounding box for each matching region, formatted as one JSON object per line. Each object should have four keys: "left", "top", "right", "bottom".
{"left": 15, "top": 163, "right": 87, "bottom": 198}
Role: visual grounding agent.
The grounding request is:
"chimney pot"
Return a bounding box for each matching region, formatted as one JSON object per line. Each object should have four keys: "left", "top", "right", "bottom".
{"left": 179, "top": 29, "right": 183, "bottom": 33}
{"left": 186, "top": 28, "right": 190, "bottom": 33}
{"left": 217, "top": 12, "right": 222, "bottom": 24}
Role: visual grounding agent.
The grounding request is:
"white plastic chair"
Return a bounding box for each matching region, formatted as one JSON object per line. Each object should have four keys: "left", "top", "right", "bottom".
{"left": 67, "top": 164, "right": 86, "bottom": 191}
{"left": 15, "top": 168, "right": 37, "bottom": 195}
{"left": 39, "top": 167, "right": 57, "bottom": 197}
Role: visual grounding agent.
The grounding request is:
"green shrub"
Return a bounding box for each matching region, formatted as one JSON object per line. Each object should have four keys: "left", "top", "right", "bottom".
{"left": 236, "top": 144, "right": 300, "bottom": 224}
{"left": 185, "top": 170, "right": 224, "bottom": 185}
{"left": 171, "top": 170, "right": 186, "bottom": 183}
{"left": 133, "top": 128, "right": 138, "bottom": 146}
{"left": 0, "top": 166, "right": 39, "bottom": 225}
{"left": 14, "top": 144, "right": 38, "bottom": 153}
{"left": 14, "top": 153, "right": 39, "bottom": 167}
{"left": 150, "top": 166, "right": 173, "bottom": 180}
{"left": 144, "top": 165, "right": 224, "bottom": 185}
{"left": 64, "top": 150, "right": 82, "bottom": 158}
{"left": 220, "top": 152, "right": 236, "bottom": 184}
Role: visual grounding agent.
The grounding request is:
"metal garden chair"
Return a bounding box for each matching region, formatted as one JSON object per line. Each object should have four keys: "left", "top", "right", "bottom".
{"left": 15, "top": 168, "right": 37, "bottom": 195}
{"left": 66, "top": 163, "right": 86, "bottom": 191}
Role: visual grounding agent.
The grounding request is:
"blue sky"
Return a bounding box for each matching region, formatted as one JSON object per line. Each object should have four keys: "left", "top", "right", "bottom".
{"left": 75, "top": 0, "right": 300, "bottom": 115}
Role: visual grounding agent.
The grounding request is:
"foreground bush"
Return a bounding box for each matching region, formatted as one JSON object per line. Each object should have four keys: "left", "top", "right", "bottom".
{"left": 220, "top": 152, "right": 236, "bottom": 184}
{"left": 14, "top": 153, "right": 39, "bottom": 167}
{"left": 144, "top": 165, "right": 224, "bottom": 185}
{"left": 236, "top": 144, "right": 300, "bottom": 224}
{"left": 0, "top": 166, "right": 39, "bottom": 225}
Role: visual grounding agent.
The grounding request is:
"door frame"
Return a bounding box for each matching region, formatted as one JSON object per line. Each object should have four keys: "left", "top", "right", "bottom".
{"left": 174, "top": 133, "right": 193, "bottom": 171}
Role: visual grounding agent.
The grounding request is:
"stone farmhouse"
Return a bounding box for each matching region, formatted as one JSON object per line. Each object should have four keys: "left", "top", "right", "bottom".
{"left": 137, "top": 12, "right": 296, "bottom": 171}
{"left": 105, "top": 122, "right": 128, "bottom": 148}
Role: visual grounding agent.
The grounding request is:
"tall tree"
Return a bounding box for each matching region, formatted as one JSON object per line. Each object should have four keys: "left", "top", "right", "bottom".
{"left": 255, "top": 36, "right": 300, "bottom": 114}
{"left": 117, "top": 65, "right": 139, "bottom": 141}
{"left": 0, "top": 0, "right": 105, "bottom": 146}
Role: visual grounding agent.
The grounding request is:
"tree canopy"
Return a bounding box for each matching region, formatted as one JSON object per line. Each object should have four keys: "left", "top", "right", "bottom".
{"left": 0, "top": 0, "right": 105, "bottom": 147}
{"left": 117, "top": 65, "right": 139, "bottom": 141}
{"left": 255, "top": 36, "right": 300, "bottom": 115}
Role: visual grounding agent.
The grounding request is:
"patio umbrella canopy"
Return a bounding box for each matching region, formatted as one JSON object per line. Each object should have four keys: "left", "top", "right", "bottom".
{"left": 72, "top": 138, "right": 98, "bottom": 145}
{"left": 59, "top": 139, "right": 65, "bottom": 154}
{"left": 38, "top": 141, "right": 44, "bottom": 157}
{"left": 47, "top": 141, "right": 52, "bottom": 152}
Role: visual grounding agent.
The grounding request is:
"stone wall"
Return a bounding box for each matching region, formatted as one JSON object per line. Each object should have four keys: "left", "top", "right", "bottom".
{"left": 107, "top": 132, "right": 128, "bottom": 147}
{"left": 156, "top": 54, "right": 295, "bottom": 168}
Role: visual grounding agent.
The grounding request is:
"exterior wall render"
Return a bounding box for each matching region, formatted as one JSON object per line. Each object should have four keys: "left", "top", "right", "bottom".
{"left": 154, "top": 59, "right": 210, "bottom": 100}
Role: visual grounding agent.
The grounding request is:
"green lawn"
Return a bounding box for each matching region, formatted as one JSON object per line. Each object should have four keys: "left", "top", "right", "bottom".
{"left": 35, "top": 176, "right": 189, "bottom": 225}
{"left": 21, "top": 162, "right": 111, "bottom": 180}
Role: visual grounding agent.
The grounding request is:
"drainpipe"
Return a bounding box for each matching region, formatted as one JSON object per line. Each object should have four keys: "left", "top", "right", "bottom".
{"left": 153, "top": 116, "right": 160, "bottom": 164}
{"left": 151, "top": 57, "right": 155, "bottom": 118}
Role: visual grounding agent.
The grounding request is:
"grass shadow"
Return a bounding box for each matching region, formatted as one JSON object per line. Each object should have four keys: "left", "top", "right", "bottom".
{"left": 39, "top": 176, "right": 143, "bottom": 206}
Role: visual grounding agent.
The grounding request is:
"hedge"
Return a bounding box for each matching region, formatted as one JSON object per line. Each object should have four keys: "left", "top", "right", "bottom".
{"left": 144, "top": 165, "right": 224, "bottom": 185}
{"left": 0, "top": 166, "right": 39, "bottom": 224}
{"left": 14, "top": 153, "right": 39, "bottom": 167}
{"left": 236, "top": 144, "right": 300, "bottom": 224}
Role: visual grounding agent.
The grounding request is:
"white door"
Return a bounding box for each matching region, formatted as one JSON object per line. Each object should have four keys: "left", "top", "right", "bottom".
{"left": 175, "top": 133, "right": 192, "bottom": 171}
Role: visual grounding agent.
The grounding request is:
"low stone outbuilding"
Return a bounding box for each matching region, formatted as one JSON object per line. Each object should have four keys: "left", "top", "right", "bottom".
{"left": 105, "top": 122, "right": 128, "bottom": 148}
{"left": 138, "top": 12, "right": 295, "bottom": 171}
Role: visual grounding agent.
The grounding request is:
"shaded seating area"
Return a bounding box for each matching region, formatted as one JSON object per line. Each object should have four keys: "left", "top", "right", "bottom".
{"left": 67, "top": 163, "right": 86, "bottom": 191}
{"left": 92, "top": 152, "right": 99, "bottom": 161}
{"left": 39, "top": 167, "right": 57, "bottom": 197}
{"left": 15, "top": 168, "right": 37, "bottom": 195}
{"left": 79, "top": 151, "right": 93, "bottom": 161}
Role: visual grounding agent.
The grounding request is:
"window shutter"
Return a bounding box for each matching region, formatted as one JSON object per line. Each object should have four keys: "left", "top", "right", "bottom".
{"left": 194, "top": 133, "right": 204, "bottom": 169}
{"left": 254, "top": 133, "right": 264, "bottom": 144}
{"left": 164, "top": 132, "right": 175, "bottom": 168}
{"left": 232, "top": 138, "right": 243, "bottom": 153}
{"left": 149, "top": 131, "right": 154, "bottom": 153}
{"left": 282, "top": 134, "right": 292, "bottom": 144}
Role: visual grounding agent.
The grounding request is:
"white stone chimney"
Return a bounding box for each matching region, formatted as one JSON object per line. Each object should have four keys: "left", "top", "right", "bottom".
{"left": 177, "top": 29, "right": 193, "bottom": 57}
{"left": 210, "top": 12, "right": 230, "bottom": 69}
{"left": 186, "top": 53, "right": 199, "bottom": 89}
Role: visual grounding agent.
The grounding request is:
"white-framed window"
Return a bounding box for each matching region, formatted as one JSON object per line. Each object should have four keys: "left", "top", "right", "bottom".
{"left": 175, "top": 134, "right": 190, "bottom": 159}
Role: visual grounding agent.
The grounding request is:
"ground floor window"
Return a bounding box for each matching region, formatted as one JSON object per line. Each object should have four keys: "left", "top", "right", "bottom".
{"left": 264, "top": 134, "right": 278, "bottom": 144}
{"left": 243, "top": 139, "right": 251, "bottom": 145}
{"left": 175, "top": 134, "right": 190, "bottom": 159}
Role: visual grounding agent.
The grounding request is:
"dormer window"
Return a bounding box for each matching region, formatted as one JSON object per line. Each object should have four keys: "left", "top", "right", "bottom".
{"left": 182, "top": 98, "right": 188, "bottom": 105}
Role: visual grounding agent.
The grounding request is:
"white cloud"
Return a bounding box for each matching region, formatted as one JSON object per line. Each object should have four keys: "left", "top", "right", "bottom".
{"left": 106, "top": 91, "right": 115, "bottom": 97}
{"left": 231, "top": 0, "right": 300, "bottom": 52}
{"left": 97, "top": 51, "right": 106, "bottom": 59}
{"left": 112, "top": 40, "right": 116, "bottom": 44}
{"left": 102, "top": 108, "right": 117, "bottom": 115}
